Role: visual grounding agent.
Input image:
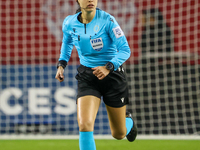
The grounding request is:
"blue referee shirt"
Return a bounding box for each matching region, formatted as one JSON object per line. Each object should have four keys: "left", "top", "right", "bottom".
{"left": 59, "top": 8, "right": 131, "bottom": 71}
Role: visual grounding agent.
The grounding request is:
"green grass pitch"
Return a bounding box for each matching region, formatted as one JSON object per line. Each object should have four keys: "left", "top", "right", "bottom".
{"left": 0, "top": 139, "right": 199, "bottom": 150}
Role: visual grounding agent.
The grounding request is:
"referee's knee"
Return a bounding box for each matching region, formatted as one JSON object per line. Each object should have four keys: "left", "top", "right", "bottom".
{"left": 111, "top": 131, "right": 126, "bottom": 140}
{"left": 78, "top": 120, "right": 94, "bottom": 131}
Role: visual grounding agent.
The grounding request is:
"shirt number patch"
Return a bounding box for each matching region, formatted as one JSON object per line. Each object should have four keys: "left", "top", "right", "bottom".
{"left": 113, "top": 26, "right": 124, "bottom": 38}
{"left": 90, "top": 38, "right": 104, "bottom": 51}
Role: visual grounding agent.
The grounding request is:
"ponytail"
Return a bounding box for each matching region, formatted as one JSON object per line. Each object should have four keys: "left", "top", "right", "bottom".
{"left": 75, "top": 0, "right": 81, "bottom": 13}
{"left": 76, "top": 7, "right": 81, "bottom": 13}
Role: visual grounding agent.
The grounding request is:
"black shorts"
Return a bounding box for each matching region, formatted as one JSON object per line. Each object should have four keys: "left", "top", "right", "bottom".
{"left": 75, "top": 65, "right": 129, "bottom": 108}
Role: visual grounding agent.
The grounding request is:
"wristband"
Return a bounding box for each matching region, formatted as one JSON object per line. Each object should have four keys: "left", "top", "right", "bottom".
{"left": 57, "top": 60, "right": 67, "bottom": 69}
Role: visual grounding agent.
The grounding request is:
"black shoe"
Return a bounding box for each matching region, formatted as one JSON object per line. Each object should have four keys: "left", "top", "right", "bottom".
{"left": 126, "top": 112, "right": 137, "bottom": 142}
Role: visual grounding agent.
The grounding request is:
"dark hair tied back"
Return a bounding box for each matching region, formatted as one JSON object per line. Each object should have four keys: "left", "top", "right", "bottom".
{"left": 76, "top": 0, "right": 81, "bottom": 13}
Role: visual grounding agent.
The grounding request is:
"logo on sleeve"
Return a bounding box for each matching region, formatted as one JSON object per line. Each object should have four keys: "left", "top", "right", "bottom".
{"left": 113, "top": 26, "right": 124, "bottom": 38}
{"left": 90, "top": 38, "right": 104, "bottom": 51}
{"left": 110, "top": 18, "right": 114, "bottom": 23}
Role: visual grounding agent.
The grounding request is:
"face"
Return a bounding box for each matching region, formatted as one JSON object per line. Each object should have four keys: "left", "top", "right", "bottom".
{"left": 77, "top": 0, "right": 98, "bottom": 12}
{"left": 141, "top": 14, "right": 146, "bottom": 26}
{"left": 142, "top": 14, "right": 155, "bottom": 26}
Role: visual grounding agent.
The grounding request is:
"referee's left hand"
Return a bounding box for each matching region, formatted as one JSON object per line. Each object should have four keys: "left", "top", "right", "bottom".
{"left": 92, "top": 66, "right": 110, "bottom": 80}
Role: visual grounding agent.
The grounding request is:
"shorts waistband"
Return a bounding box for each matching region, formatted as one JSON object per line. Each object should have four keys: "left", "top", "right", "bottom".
{"left": 79, "top": 64, "right": 124, "bottom": 72}
{"left": 78, "top": 65, "right": 124, "bottom": 71}
{"left": 77, "top": 65, "right": 92, "bottom": 74}
{"left": 117, "top": 65, "right": 124, "bottom": 72}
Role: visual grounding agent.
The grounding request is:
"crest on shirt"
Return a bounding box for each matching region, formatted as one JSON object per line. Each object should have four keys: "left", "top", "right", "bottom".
{"left": 94, "top": 25, "right": 99, "bottom": 32}
{"left": 90, "top": 38, "right": 103, "bottom": 51}
{"left": 113, "top": 26, "right": 124, "bottom": 38}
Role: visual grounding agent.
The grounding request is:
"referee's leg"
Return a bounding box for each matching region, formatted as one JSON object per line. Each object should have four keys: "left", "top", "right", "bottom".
{"left": 106, "top": 105, "right": 127, "bottom": 140}
{"left": 77, "top": 95, "right": 101, "bottom": 150}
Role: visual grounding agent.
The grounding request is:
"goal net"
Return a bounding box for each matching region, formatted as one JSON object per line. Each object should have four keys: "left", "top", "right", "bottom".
{"left": 0, "top": 0, "right": 200, "bottom": 137}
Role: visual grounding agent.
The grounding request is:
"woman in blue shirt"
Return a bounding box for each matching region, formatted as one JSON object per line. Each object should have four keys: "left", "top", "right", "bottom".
{"left": 55, "top": 0, "right": 137, "bottom": 149}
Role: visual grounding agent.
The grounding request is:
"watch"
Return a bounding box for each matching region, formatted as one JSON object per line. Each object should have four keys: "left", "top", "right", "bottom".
{"left": 105, "top": 62, "right": 114, "bottom": 72}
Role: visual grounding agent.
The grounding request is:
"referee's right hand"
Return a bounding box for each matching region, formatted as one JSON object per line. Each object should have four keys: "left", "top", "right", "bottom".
{"left": 55, "top": 66, "right": 64, "bottom": 82}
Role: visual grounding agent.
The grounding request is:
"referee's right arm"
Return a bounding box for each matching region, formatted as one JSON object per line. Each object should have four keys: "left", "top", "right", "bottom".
{"left": 55, "top": 16, "right": 73, "bottom": 82}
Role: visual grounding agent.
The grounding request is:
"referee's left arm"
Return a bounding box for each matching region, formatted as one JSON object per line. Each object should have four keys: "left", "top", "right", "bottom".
{"left": 106, "top": 15, "right": 131, "bottom": 71}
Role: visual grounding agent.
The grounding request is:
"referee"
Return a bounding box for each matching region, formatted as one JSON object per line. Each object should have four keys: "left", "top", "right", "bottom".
{"left": 55, "top": 0, "right": 137, "bottom": 149}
